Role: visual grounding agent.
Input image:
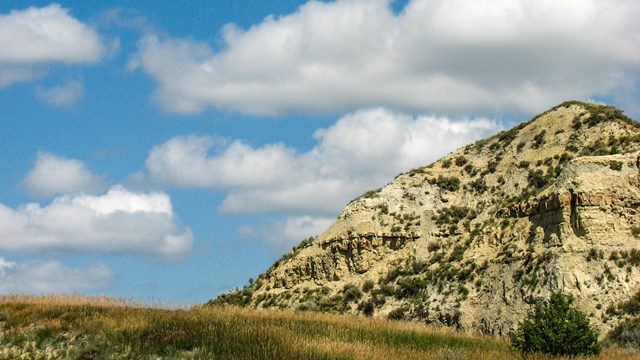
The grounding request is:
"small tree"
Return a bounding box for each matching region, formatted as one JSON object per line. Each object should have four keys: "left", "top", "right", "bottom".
{"left": 510, "top": 292, "right": 601, "bottom": 356}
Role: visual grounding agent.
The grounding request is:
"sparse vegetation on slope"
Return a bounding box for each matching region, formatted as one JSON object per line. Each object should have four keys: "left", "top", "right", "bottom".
{"left": 606, "top": 289, "right": 640, "bottom": 349}
{"left": 213, "top": 101, "right": 640, "bottom": 340}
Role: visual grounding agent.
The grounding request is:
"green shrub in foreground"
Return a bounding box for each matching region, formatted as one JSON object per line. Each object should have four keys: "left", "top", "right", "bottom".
{"left": 510, "top": 292, "right": 601, "bottom": 356}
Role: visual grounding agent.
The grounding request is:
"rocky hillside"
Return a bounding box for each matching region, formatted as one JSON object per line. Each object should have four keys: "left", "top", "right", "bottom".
{"left": 212, "top": 101, "right": 640, "bottom": 337}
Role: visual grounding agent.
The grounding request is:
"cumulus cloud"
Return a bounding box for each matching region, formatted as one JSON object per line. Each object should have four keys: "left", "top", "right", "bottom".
{"left": 131, "top": 0, "right": 640, "bottom": 116}
{"left": 236, "top": 216, "right": 334, "bottom": 251}
{"left": 0, "top": 4, "right": 105, "bottom": 87}
{"left": 35, "top": 79, "right": 85, "bottom": 107}
{"left": 146, "top": 108, "right": 500, "bottom": 215}
{"left": 0, "top": 186, "right": 193, "bottom": 257}
{"left": 24, "top": 152, "right": 104, "bottom": 198}
{"left": 0, "top": 257, "right": 114, "bottom": 294}
{"left": 146, "top": 136, "right": 295, "bottom": 189}
{"left": 269, "top": 216, "right": 334, "bottom": 247}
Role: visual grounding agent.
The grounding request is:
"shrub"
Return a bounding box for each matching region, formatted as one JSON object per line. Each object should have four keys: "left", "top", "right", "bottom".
{"left": 362, "top": 280, "right": 375, "bottom": 293}
{"left": 609, "top": 289, "right": 640, "bottom": 316}
{"left": 358, "top": 300, "right": 375, "bottom": 317}
{"left": 463, "top": 164, "right": 477, "bottom": 176}
{"left": 558, "top": 152, "right": 572, "bottom": 164}
{"left": 342, "top": 284, "right": 363, "bottom": 303}
{"left": 586, "top": 248, "right": 603, "bottom": 261}
{"left": 608, "top": 317, "right": 640, "bottom": 348}
{"left": 621, "top": 292, "right": 640, "bottom": 316}
{"left": 487, "top": 160, "right": 498, "bottom": 173}
{"left": 441, "top": 159, "right": 452, "bottom": 168}
{"left": 210, "top": 287, "right": 254, "bottom": 307}
{"left": 435, "top": 206, "right": 472, "bottom": 226}
{"left": 434, "top": 175, "right": 460, "bottom": 192}
{"left": 448, "top": 245, "right": 467, "bottom": 262}
{"left": 396, "top": 276, "right": 427, "bottom": 298}
{"left": 387, "top": 306, "right": 407, "bottom": 320}
{"left": 609, "top": 160, "right": 623, "bottom": 171}
{"left": 498, "top": 129, "right": 518, "bottom": 145}
{"left": 566, "top": 143, "right": 579, "bottom": 153}
{"left": 458, "top": 285, "right": 469, "bottom": 299}
{"left": 454, "top": 156, "right": 468, "bottom": 166}
{"left": 469, "top": 178, "right": 487, "bottom": 193}
{"left": 629, "top": 248, "right": 640, "bottom": 265}
{"left": 527, "top": 169, "right": 548, "bottom": 189}
{"left": 510, "top": 292, "right": 601, "bottom": 356}
{"left": 427, "top": 242, "right": 441, "bottom": 252}
{"left": 532, "top": 130, "right": 547, "bottom": 149}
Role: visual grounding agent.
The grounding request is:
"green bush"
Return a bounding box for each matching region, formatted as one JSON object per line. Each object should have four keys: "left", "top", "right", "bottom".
{"left": 454, "top": 156, "right": 468, "bottom": 166}
{"left": 395, "top": 276, "right": 427, "bottom": 298}
{"left": 609, "top": 160, "right": 623, "bottom": 171}
{"left": 463, "top": 164, "right": 477, "bottom": 176}
{"left": 387, "top": 306, "right": 408, "bottom": 321}
{"left": 527, "top": 169, "right": 548, "bottom": 189}
{"left": 209, "top": 287, "right": 254, "bottom": 307}
{"left": 434, "top": 175, "right": 460, "bottom": 192}
{"left": 342, "top": 284, "right": 363, "bottom": 303}
{"left": 498, "top": 129, "right": 518, "bottom": 146}
{"left": 510, "top": 292, "right": 601, "bottom": 356}
{"left": 532, "top": 130, "right": 547, "bottom": 149}
{"left": 487, "top": 160, "right": 498, "bottom": 173}
{"left": 434, "top": 206, "right": 473, "bottom": 227}
{"left": 361, "top": 188, "right": 382, "bottom": 199}
{"left": 469, "top": 178, "right": 487, "bottom": 193}
{"left": 362, "top": 280, "right": 375, "bottom": 293}
{"left": 358, "top": 299, "right": 375, "bottom": 317}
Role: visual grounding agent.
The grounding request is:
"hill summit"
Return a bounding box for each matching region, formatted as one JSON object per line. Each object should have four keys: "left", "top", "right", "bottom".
{"left": 212, "top": 101, "right": 640, "bottom": 336}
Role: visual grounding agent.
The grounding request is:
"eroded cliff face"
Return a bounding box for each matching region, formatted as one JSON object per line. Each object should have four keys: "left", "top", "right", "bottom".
{"left": 223, "top": 102, "right": 640, "bottom": 336}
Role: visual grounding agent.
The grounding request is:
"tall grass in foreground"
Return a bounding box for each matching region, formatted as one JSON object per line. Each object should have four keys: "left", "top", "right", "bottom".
{"left": 0, "top": 295, "right": 636, "bottom": 360}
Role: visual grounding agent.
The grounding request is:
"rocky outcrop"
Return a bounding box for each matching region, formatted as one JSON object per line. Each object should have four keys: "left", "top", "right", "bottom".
{"left": 217, "top": 101, "right": 640, "bottom": 337}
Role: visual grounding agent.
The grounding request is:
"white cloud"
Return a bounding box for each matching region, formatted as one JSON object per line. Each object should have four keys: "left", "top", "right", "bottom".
{"left": 0, "top": 4, "right": 105, "bottom": 88}
{"left": 131, "top": 0, "right": 640, "bottom": 116}
{"left": 0, "top": 4, "right": 104, "bottom": 64}
{"left": 0, "top": 65, "right": 46, "bottom": 88}
{"left": 146, "top": 108, "right": 500, "bottom": 215}
{"left": 272, "top": 215, "right": 334, "bottom": 247}
{"left": 0, "top": 257, "right": 114, "bottom": 294}
{"left": 146, "top": 136, "right": 295, "bottom": 188}
{"left": 237, "top": 215, "right": 333, "bottom": 252}
{"left": 35, "top": 79, "right": 84, "bottom": 107}
{"left": 0, "top": 186, "right": 193, "bottom": 257}
{"left": 24, "top": 152, "right": 104, "bottom": 198}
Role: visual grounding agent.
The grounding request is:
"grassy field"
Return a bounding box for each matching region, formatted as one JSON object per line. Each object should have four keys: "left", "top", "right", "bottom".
{"left": 0, "top": 295, "right": 637, "bottom": 360}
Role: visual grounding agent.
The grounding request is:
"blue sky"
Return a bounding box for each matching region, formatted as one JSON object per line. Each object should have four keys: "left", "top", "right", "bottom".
{"left": 0, "top": 0, "right": 638, "bottom": 304}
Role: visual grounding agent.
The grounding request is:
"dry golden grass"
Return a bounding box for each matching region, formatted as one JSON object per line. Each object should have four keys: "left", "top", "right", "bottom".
{"left": 0, "top": 295, "right": 637, "bottom": 359}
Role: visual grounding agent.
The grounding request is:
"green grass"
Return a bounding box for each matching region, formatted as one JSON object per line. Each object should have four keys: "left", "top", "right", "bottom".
{"left": 0, "top": 295, "right": 637, "bottom": 359}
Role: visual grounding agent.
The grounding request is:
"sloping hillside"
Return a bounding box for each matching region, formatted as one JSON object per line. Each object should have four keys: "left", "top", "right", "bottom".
{"left": 213, "top": 101, "right": 640, "bottom": 336}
